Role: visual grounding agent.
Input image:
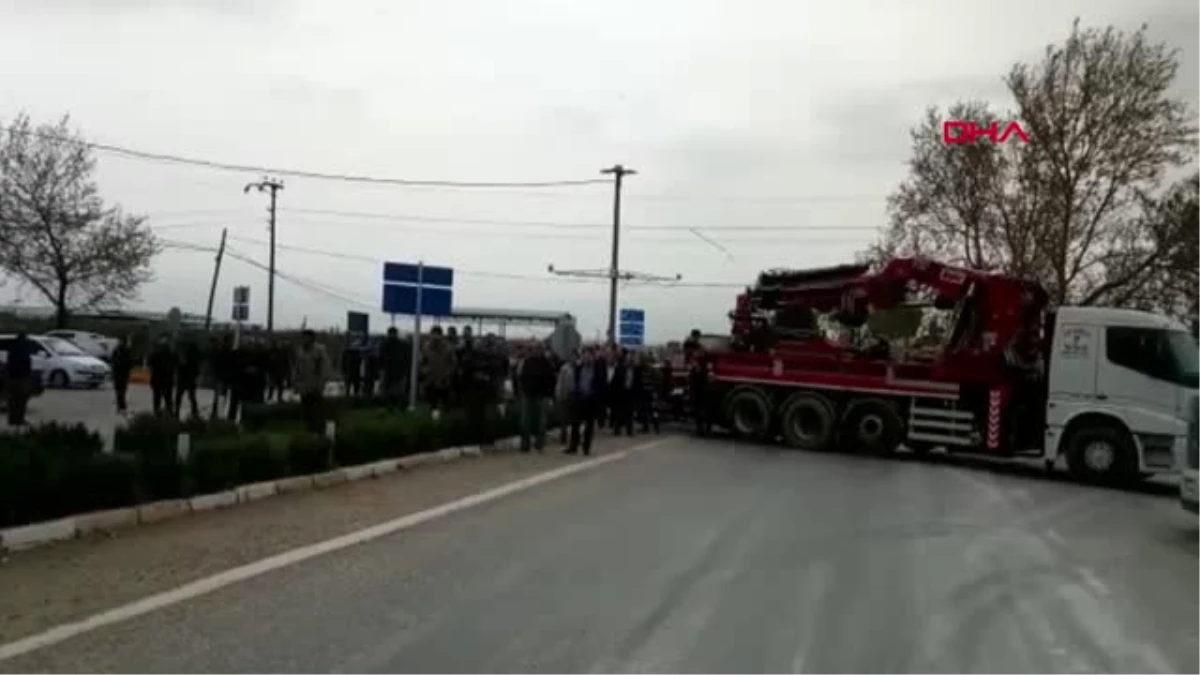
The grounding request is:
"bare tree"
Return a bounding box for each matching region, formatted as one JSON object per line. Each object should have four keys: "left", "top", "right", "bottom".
{"left": 0, "top": 114, "right": 159, "bottom": 327}
{"left": 877, "top": 19, "right": 1197, "bottom": 311}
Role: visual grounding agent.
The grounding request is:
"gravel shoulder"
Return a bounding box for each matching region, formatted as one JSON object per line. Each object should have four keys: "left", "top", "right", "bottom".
{"left": 0, "top": 432, "right": 654, "bottom": 644}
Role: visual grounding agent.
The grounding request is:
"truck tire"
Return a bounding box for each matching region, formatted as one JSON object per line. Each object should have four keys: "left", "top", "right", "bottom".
{"left": 723, "top": 386, "right": 773, "bottom": 439}
{"left": 1065, "top": 424, "right": 1136, "bottom": 485}
{"left": 779, "top": 392, "right": 836, "bottom": 451}
{"left": 841, "top": 398, "right": 904, "bottom": 455}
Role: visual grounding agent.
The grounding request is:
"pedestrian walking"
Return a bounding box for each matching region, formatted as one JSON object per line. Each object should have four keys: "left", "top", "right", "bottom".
{"left": 457, "top": 329, "right": 494, "bottom": 444}
{"left": 610, "top": 349, "right": 635, "bottom": 436}
{"left": 110, "top": 335, "right": 134, "bottom": 415}
{"left": 3, "top": 332, "right": 34, "bottom": 426}
{"left": 293, "top": 330, "right": 332, "bottom": 433}
{"left": 210, "top": 334, "right": 236, "bottom": 420}
{"left": 362, "top": 339, "right": 380, "bottom": 398}
{"left": 634, "top": 352, "right": 660, "bottom": 434}
{"left": 517, "top": 346, "right": 556, "bottom": 452}
{"left": 268, "top": 340, "right": 290, "bottom": 402}
{"left": 148, "top": 335, "right": 176, "bottom": 417}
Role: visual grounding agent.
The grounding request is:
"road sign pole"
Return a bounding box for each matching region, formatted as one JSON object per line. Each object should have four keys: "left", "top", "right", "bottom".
{"left": 407, "top": 262, "right": 424, "bottom": 410}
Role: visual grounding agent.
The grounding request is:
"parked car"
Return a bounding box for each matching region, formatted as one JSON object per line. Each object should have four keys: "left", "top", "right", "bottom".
{"left": 0, "top": 334, "right": 111, "bottom": 389}
{"left": 43, "top": 329, "right": 119, "bottom": 361}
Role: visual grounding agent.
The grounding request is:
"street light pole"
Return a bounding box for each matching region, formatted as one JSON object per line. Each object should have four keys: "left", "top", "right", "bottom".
{"left": 600, "top": 164, "right": 635, "bottom": 345}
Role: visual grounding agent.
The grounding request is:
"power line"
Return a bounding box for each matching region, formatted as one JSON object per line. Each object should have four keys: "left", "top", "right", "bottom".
{"left": 163, "top": 238, "right": 746, "bottom": 289}
{"left": 5, "top": 125, "right": 612, "bottom": 189}
{"left": 280, "top": 206, "right": 880, "bottom": 232}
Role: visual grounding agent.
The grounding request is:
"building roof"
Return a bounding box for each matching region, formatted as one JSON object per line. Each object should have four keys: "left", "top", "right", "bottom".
{"left": 449, "top": 307, "right": 575, "bottom": 325}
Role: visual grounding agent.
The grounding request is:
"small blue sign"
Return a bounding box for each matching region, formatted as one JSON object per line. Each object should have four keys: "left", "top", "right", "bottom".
{"left": 382, "top": 262, "right": 454, "bottom": 317}
{"left": 618, "top": 307, "right": 645, "bottom": 346}
{"left": 619, "top": 308, "right": 645, "bottom": 323}
{"left": 619, "top": 321, "right": 645, "bottom": 338}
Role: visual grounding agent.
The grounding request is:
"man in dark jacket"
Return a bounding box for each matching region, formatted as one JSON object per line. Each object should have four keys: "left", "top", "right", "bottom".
{"left": 268, "top": 340, "right": 290, "bottom": 402}
{"left": 379, "top": 327, "right": 409, "bottom": 410}
{"left": 457, "top": 329, "right": 493, "bottom": 443}
{"left": 210, "top": 334, "right": 236, "bottom": 420}
{"left": 148, "top": 335, "right": 176, "bottom": 417}
{"left": 342, "top": 342, "right": 363, "bottom": 397}
{"left": 174, "top": 338, "right": 202, "bottom": 420}
{"left": 362, "top": 339, "right": 380, "bottom": 398}
{"left": 4, "top": 332, "right": 34, "bottom": 426}
{"left": 608, "top": 348, "right": 634, "bottom": 436}
{"left": 517, "top": 346, "right": 556, "bottom": 452}
{"left": 110, "top": 335, "right": 134, "bottom": 415}
{"left": 567, "top": 346, "right": 603, "bottom": 455}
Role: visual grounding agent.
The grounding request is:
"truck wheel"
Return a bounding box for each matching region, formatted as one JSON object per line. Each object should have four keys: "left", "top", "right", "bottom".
{"left": 779, "top": 393, "right": 836, "bottom": 451}
{"left": 841, "top": 398, "right": 904, "bottom": 455}
{"left": 723, "top": 386, "right": 773, "bottom": 439}
{"left": 1065, "top": 425, "right": 1136, "bottom": 485}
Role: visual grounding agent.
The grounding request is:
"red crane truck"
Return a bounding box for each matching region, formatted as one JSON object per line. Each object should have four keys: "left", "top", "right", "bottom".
{"left": 696, "top": 257, "right": 1198, "bottom": 484}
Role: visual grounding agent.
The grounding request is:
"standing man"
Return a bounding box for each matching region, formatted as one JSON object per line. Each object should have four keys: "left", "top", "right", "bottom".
{"left": 609, "top": 348, "right": 634, "bottom": 436}
{"left": 341, "top": 340, "right": 363, "bottom": 397}
{"left": 110, "top": 334, "right": 134, "bottom": 415}
{"left": 634, "top": 352, "right": 660, "bottom": 434}
{"left": 566, "top": 346, "right": 602, "bottom": 456}
{"left": 174, "top": 337, "right": 202, "bottom": 420}
{"left": 554, "top": 350, "right": 576, "bottom": 444}
{"left": 293, "top": 329, "right": 332, "bottom": 433}
{"left": 268, "top": 339, "right": 290, "bottom": 402}
{"left": 689, "top": 351, "right": 713, "bottom": 436}
{"left": 457, "top": 328, "right": 493, "bottom": 443}
{"left": 362, "top": 338, "right": 380, "bottom": 398}
{"left": 3, "top": 332, "right": 34, "bottom": 426}
{"left": 378, "top": 327, "right": 409, "bottom": 410}
{"left": 517, "top": 346, "right": 555, "bottom": 452}
{"left": 420, "top": 326, "right": 456, "bottom": 415}
{"left": 148, "top": 334, "right": 176, "bottom": 417}
{"left": 210, "top": 333, "right": 236, "bottom": 420}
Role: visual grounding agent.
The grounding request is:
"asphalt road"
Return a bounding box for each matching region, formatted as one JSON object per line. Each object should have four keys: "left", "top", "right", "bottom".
{"left": 3, "top": 435, "right": 1196, "bottom": 673}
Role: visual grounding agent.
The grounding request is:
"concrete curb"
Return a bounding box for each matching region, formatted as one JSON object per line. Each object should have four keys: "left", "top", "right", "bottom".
{"left": 75, "top": 508, "right": 139, "bottom": 536}
{"left": 0, "top": 517, "right": 77, "bottom": 552}
{"left": 0, "top": 434, "right": 502, "bottom": 554}
{"left": 189, "top": 490, "right": 238, "bottom": 513}
{"left": 137, "top": 499, "right": 190, "bottom": 525}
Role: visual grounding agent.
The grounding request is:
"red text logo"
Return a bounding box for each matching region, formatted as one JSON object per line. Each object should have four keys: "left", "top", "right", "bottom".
{"left": 942, "top": 120, "right": 1030, "bottom": 145}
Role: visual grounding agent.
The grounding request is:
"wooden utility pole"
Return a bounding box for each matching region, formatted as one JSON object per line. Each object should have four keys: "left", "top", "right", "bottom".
{"left": 203, "top": 228, "right": 227, "bottom": 332}
{"left": 244, "top": 177, "right": 284, "bottom": 333}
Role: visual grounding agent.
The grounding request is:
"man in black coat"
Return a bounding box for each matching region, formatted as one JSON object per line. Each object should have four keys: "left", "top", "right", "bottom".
{"left": 517, "top": 346, "right": 556, "bottom": 452}
{"left": 379, "top": 327, "right": 410, "bottom": 410}
{"left": 4, "top": 332, "right": 34, "bottom": 426}
{"left": 148, "top": 335, "right": 176, "bottom": 417}
{"left": 174, "top": 338, "right": 202, "bottom": 420}
{"left": 110, "top": 335, "right": 134, "bottom": 415}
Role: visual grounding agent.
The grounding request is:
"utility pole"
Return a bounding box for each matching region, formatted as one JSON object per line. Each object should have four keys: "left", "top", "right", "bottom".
{"left": 244, "top": 176, "right": 284, "bottom": 334}
{"left": 203, "top": 228, "right": 227, "bottom": 332}
{"left": 548, "top": 164, "right": 680, "bottom": 345}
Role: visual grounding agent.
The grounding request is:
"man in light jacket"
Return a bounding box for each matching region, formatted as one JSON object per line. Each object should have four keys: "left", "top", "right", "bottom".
{"left": 293, "top": 330, "right": 332, "bottom": 433}
{"left": 555, "top": 351, "right": 576, "bottom": 444}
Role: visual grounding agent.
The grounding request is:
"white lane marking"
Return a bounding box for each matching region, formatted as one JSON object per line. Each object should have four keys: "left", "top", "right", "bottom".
{"left": 0, "top": 440, "right": 669, "bottom": 663}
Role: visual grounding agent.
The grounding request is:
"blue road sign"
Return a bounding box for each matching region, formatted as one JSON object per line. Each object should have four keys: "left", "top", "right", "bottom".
{"left": 619, "top": 308, "right": 645, "bottom": 323}
{"left": 618, "top": 306, "right": 645, "bottom": 347}
{"left": 619, "top": 321, "right": 645, "bottom": 338}
{"left": 381, "top": 262, "right": 454, "bottom": 316}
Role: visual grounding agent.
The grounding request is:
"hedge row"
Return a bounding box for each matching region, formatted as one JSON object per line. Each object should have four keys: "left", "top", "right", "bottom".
{"left": 0, "top": 400, "right": 562, "bottom": 529}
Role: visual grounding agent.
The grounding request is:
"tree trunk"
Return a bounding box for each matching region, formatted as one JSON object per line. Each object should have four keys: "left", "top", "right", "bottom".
{"left": 55, "top": 284, "right": 69, "bottom": 328}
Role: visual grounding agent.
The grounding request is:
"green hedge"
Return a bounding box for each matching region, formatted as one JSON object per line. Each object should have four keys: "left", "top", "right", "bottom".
{"left": 0, "top": 400, "right": 544, "bottom": 529}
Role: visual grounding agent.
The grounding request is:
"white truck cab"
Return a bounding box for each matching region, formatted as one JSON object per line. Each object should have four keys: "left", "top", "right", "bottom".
{"left": 1043, "top": 306, "right": 1198, "bottom": 483}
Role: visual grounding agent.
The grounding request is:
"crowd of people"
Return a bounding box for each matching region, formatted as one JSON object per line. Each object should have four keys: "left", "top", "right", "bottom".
{"left": 5, "top": 322, "right": 704, "bottom": 448}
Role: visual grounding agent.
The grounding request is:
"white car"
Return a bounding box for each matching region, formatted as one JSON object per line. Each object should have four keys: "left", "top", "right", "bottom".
{"left": 44, "top": 329, "right": 118, "bottom": 361}
{"left": 0, "top": 334, "right": 111, "bottom": 389}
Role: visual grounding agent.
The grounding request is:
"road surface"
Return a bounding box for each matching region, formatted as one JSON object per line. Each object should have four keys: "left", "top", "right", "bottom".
{"left": 2, "top": 434, "right": 1195, "bottom": 673}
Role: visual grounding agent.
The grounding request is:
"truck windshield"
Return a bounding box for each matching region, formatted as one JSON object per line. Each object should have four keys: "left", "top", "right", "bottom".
{"left": 1165, "top": 330, "right": 1199, "bottom": 389}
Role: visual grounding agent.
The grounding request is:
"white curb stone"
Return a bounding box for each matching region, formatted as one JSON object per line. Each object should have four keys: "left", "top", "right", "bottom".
{"left": 189, "top": 490, "right": 239, "bottom": 512}
{"left": 1, "top": 518, "right": 77, "bottom": 552}
{"left": 313, "top": 469, "right": 349, "bottom": 488}
{"left": 138, "top": 499, "right": 190, "bottom": 525}
{"left": 237, "top": 481, "right": 278, "bottom": 503}
{"left": 275, "top": 475, "right": 314, "bottom": 494}
{"left": 342, "top": 464, "right": 375, "bottom": 481}
{"left": 75, "top": 508, "right": 138, "bottom": 537}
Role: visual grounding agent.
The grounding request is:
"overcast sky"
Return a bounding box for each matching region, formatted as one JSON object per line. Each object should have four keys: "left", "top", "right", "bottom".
{"left": 0, "top": 0, "right": 1196, "bottom": 342}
